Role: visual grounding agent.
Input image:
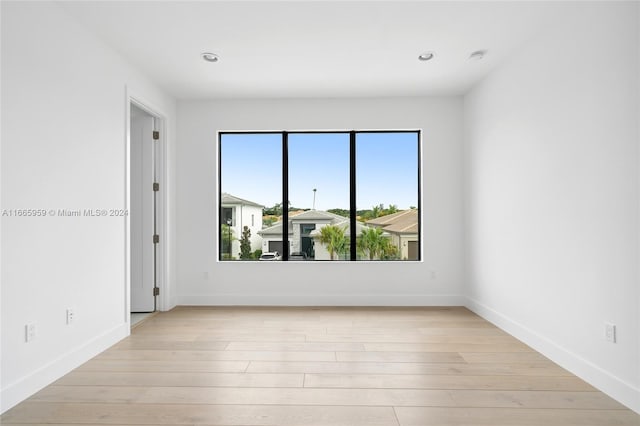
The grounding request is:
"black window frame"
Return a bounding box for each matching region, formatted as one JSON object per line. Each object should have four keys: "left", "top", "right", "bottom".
{"left": 218, "top": 130, "right": 421, "bottom": 261}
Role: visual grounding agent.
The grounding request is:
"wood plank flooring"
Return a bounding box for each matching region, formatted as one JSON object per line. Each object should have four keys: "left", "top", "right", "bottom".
{"left": 2, "top": 306, "right": 638, "bottom": 425}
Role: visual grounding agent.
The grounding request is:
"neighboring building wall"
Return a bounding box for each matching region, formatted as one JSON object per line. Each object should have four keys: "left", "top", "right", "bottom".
{"left": 397, "top": 234, "right": 419, "bottom": 260}
{"left": 380, "top": 232, "right": 418, "bottom": 260}
{"left": 310, "top": 222, "right": 329, "bottom": 261}
{"left": 222, "top": 202, "right": 263, "bottom": 256}
{"left": 365, "top": 209, "right": 419, "bottom": 260}
{"left": 291, "top": 222, "right": 301, "bottom": 253}
{"left": 236, "top": 204, "right": 263, "bottom": 253}
{"left": 260, "top": 236, "right": 291, "bottom": 254}
{"left": 312, "top": 237, "right": 331, "bottom": 260}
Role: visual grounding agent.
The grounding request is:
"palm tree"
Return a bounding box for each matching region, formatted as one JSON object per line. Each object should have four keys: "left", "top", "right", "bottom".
{"left": 371, "top": 204, "right": 383, "bottom": 219}
{"left": 357, "top": 228, "right": 400, "bottom": 260}
{"left": 380, "top": 238, "right": 399, "bottom": 260}
{"left": 318, "top": 225, "right": 347, "bottom": 260}
{"left": 357, "top": 227, "right": 387, "bottom": 260}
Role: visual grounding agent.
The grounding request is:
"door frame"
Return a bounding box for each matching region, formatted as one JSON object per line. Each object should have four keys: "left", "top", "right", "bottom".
{"left": 125, "top": 87, "right": 169, "bottom": 326}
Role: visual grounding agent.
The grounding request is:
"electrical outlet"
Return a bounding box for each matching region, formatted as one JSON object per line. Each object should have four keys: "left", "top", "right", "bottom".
{"left": 25, "top": 323, "right": 36, "bottom": 342}
{"left": 430, "top": 270, "right": 437, "bottom": 280}
{"left": 605, "top": 323, "right": 616, "bottom": 343}
{"left": 66, "top": 308, "right": 75, "bottom": 325}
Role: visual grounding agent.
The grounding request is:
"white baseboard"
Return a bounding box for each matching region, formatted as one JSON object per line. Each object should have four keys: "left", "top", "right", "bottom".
{"left": 465, "top": 297, "right": 640, "bottom": 414}
{"left": 0, "top": 323, "right": 129, "bottom": 413}
{"left": 176, "top": 293, "right": 466, "bottom": 306}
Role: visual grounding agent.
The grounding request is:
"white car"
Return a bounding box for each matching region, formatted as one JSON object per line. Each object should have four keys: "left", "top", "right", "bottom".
{"left": 259, "top": 251, "right": 281, "bottom": 261}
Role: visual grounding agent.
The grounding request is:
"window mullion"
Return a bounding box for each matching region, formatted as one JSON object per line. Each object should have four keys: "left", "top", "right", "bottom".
{"left": 350, "top": 131, "right": 357, "bottom": 261}
{"left": 282, "top": 131, "right": 289, "bottom": 261}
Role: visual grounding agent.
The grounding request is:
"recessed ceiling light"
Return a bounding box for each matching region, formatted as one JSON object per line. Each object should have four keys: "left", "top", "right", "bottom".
{"left": 469, "top": 50, "right": 487, "bottom": 61}
{"left": 418, "top": 52, "right": 435, "bottom": 61}
{"left": 201, "top": 52, "right": 220, "bottom": 63}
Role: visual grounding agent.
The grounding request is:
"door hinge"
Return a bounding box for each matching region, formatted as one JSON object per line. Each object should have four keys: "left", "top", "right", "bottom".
{"left": 153, "top": 182, "right": 159, "bottom": 192}
{"left": 152, "top": 131, "right": 160, "bottom": 140}
{"left": 153, "top": 287, "right": 160, "bottom": 296}
{"left": 153, "top": 234, "right": 159, "bottom": 244}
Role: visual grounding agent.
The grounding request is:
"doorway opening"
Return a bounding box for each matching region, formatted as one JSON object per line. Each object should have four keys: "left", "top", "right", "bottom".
{"left": 129, "top": 102, "right": 161, "bottom": 319}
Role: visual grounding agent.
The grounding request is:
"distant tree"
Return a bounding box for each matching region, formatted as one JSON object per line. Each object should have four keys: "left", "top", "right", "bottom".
{"left": 380, "top": 237, "right": 400, "bottom": 260}
{"left": 371, "top": 204, "right": 384, "bottom": 219}
{"left": 318, "top": 225, "right": 348, "bottom": 260}
{"left": 385, "top": 204, "right": 398, "bottom": 215}
{"left": 264, "top": 201, "right": 296, "bottom": 216}
{"left": 327, "top": 208, "right": 349, "bottom": 218}
{"left": 262, "top": 216, "right": 276, "bottom": 227}
{"left": 239, "top": 226, "right": 252, "bottom": 259}
{"left": 357, "top": 204, "right": 407, "bottom": 221}
{"left": 264, "top": 203, "right": 283, "bottom": 216}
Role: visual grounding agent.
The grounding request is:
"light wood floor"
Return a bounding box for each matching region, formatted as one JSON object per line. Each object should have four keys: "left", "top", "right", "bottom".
{"left": 3, "top": 306, "right": 639, "bottom": 425}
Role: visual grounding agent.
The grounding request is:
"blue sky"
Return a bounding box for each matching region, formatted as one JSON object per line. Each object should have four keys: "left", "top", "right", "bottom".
{"left": 220, "top": 132, "right": 419, "bottom": 211}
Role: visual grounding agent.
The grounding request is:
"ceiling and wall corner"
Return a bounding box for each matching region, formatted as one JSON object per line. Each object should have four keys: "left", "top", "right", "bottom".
{"left": 56, "top": 1, "right": 577, "bottom": 99}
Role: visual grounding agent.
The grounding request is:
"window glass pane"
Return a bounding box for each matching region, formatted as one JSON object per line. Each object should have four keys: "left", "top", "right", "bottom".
{"left": 288, "top": 133, "right": 350, "bottom": 261}
{"left": 219, "top": 133, "right": 282, "bottom": 261}
{"left": 219, "top": 131, "right": 419, "bottom": 263}
{"left": 356, "top": 132, "right": 420, "bottom": 261}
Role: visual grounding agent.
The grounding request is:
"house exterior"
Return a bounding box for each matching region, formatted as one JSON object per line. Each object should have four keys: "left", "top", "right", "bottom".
{"left": 258, "top": 210, "right": 370, "bottom": 260}
{"left": 256, "top": 219, "right": 293, "bottom": 256}
{"left": 366, "top": 209, "right": 419, "bottom": 260}
{"left": 221, "top": 193, "right": 264, "bottom": 256}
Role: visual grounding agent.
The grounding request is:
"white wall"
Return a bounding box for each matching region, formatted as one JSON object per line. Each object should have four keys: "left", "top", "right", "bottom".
{"left": 0, "top": 1, "right": 176, "bottom": 412}
{"left": 176, "top": 97, "right": 464, "bottom": 305}
{"left": 464, "top": 2, "right": 639, "bottom": 412}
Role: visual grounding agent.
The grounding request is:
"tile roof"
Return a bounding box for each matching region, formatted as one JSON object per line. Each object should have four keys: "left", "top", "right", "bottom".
{"left": 290, "top": 209, "right": 347, "bottom": 222}
{"left": 366, "top": 209, "right": 418, "bottom": 234}
{"left": 221, "top": 193, "right": 264, "bottom": 208}
{"left": 258, "top": 210, "right": 371, "bottom": 236}
{"left": 257, "top": 220, "right": 293, "bottom": 236}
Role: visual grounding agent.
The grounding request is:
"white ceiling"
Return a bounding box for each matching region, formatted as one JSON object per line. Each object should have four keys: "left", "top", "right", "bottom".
{"left": 58, "top": 1, "right": 574, "bottom": 100}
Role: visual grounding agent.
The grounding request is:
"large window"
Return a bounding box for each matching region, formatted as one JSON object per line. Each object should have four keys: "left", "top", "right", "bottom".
{"left": 219, "top": 131, "right": 420, "bottom": 261}
{"left": 219, "top": 133, "right": 281, "bottom": 260}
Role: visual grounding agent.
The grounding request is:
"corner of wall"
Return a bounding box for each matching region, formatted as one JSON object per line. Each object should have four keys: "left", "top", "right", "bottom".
{"left": 465, "top": 297, "right": 640, "bottom": 414}
{"left": 0, "top": 322, "right": 128, "bottom": 413}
